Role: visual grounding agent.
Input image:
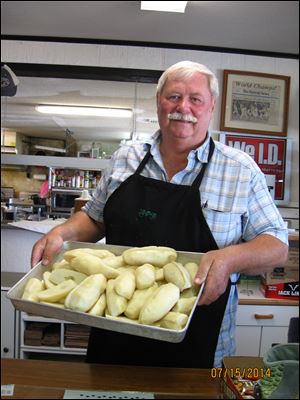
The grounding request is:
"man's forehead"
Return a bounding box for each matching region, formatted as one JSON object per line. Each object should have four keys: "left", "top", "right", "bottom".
{"left": 163, "top": 74, "right": 210, "bottom": 91}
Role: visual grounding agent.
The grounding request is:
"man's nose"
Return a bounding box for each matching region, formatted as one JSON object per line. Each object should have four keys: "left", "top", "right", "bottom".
{"left": 175, "top": 97, "right": 191, "bottom": 112}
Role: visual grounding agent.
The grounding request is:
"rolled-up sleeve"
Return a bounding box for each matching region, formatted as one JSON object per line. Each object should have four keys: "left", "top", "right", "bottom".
{"left": 242, "top": 170, "right": 288, "bottom": 245}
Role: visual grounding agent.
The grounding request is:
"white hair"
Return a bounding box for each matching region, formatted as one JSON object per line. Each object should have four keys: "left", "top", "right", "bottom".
{"left": 157, "top": 60, "right": 219, "bottom": 98}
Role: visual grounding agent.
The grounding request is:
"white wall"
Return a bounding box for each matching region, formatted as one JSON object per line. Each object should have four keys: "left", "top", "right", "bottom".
{"left": 1, "top": 40, "right": 299, "bottom": 208}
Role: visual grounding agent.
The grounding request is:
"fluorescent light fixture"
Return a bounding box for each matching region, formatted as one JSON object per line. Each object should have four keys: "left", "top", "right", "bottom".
{"left": 34, "top": 145, "right": 66, "bottom": 153}
{"left": 141, "top": 1, "right": 188, "bottom": 13}
{"left": 35, "top": 105, "right": 132, "bottom": 118}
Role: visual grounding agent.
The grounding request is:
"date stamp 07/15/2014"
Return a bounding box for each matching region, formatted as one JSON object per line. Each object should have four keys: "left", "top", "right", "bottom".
{"left": 210, "top": 367, "right": 271, "bottom": 380}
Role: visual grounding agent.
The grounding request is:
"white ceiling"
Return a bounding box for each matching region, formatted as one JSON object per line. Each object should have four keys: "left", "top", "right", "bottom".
{"left": 1, "top": 1, "right": 299, "bottom": 55}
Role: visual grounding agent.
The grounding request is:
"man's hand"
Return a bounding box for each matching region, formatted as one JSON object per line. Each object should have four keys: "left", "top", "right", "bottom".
{"left": 195, "top": 249, "right": 232, "bottom": 305}
{"left": 31, "top": 231, "right": 64, "bottom": 268}
{"left": 194, "top": 235, "right": 289, "bottom": 305}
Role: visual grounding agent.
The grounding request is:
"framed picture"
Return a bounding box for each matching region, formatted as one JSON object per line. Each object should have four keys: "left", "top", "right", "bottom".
{"left": 218, "top": 132, "right": 292, "bottom": 205}
{"left": 220, "top": 70, "right": 290, "bottom": 136}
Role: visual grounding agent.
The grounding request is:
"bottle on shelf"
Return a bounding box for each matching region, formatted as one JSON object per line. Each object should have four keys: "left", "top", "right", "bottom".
{"left": 51, "top": 169, "right": 56, "bottom": 187}
{"left": 71, "top": 175, "right": 75, "bottom": 188}
{"left": 48, "top": 168, "right": 101, "bottom": 191}
{"left": 75, "top": 172, "right": 81, "bottom": 188}
{"left": 84, "top": 171, "right": 90, "bottom": 189}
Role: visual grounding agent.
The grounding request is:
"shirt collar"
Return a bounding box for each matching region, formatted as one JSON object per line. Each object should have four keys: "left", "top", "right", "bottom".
{"left": 148, "top": 130, "right": 212, "bottom": 163}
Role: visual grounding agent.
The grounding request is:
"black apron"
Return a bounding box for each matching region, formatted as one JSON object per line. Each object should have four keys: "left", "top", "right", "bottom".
{"left": 86, "top": 138, "right": 231, "bottom": 368}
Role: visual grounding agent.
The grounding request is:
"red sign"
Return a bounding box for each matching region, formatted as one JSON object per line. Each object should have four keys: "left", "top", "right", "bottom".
{"left": 223, "top": 135, "right": 287, "bottom": 200}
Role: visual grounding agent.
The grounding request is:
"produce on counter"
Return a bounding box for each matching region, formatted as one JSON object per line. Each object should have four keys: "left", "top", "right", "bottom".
{"left": 21, "top": 245, "right": 201, "bottom": 331}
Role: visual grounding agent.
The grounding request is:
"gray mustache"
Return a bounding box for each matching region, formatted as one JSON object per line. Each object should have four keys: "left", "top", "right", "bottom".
{"left": 168, "top": 112, "right": 198, "bottom": 124}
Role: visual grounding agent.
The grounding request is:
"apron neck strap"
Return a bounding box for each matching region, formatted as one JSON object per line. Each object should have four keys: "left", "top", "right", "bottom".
{"left": 135, "top": 137, "right": 215, "bottom": 185}
{"left": 135, "top": 147, "right": 152, "bottom": 175}
{"left": 191, "top": 137, "right": 215, "bottom": 188}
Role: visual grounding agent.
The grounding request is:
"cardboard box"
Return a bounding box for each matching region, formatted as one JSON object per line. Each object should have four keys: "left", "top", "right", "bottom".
{"left": 220, "top": 356, "right": 264, "bottom": 399}
{"left": 260, "top": 237, "right": 299, "bottom": 300}
{"left": 260, "top": 281, "right": 299, "bottom": 300}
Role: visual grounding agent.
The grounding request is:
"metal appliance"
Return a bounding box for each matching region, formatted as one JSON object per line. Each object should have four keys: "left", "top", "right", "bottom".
{"left": 50, "top": 188, "right": 87, "bottom": 216}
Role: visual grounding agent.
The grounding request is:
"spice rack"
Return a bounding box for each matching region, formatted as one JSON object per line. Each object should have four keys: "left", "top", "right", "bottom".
{"left": 49, "top": 168, "right": 101, "bottom": 190}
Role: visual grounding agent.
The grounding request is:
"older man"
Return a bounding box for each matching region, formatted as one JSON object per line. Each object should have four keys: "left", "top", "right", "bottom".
{"left": 32, "top": 61, "right": 288, "bottom": 368}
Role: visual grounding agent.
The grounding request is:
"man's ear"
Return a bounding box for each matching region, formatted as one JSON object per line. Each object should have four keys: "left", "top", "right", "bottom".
{"left": 210, "top": 97, "right": 216, "bottom": 114}
{"left": 156, "top": 92, "right": 160, "bottom": 109}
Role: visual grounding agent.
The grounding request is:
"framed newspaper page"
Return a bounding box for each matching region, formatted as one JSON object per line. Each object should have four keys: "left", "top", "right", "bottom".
{"left": 220, "top": 70, "right": 290, "bottom": 136}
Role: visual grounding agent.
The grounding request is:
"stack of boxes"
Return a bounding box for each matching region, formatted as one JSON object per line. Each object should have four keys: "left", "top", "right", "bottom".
{"left": 260, "top": 236, "right": 299, "bottom": 300}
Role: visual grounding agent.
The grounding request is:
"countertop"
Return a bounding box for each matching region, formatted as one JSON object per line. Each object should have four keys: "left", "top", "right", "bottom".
{"left": 1, "top": 272, "right": 26, "bottom": 290}
{"left": 1, "top": 218, "right": 67, "bottom": 233}
{"left": 237, "top": 282, "right": 299, "bottom": 306}
{"left": 1, "top": 359, "right": 221, "bottom": 399}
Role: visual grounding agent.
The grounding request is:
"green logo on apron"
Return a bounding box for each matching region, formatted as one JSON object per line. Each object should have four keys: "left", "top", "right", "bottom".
{"left": 138, "top": 208, "right": 157, "bottom": 220}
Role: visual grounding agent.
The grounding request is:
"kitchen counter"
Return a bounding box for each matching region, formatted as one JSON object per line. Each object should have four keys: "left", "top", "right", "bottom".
{"left": 1, "top": 219, "right": 66, "bottom": 273}
{"left": 1, "top": 359, "right": 221, "bottom": 399}
{"left": 2, "top": 218, "right": 67, "bottom": 234}
{"left": 1, "top": 272, "right": 25, "bottom": 290}
{"left": 238, "top": 282, "right": 299, "bottom": 306}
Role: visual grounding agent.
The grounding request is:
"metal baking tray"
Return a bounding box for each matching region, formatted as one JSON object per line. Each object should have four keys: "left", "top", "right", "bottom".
{"left": 7, "top": 241, "right": 205, "bottom": 343}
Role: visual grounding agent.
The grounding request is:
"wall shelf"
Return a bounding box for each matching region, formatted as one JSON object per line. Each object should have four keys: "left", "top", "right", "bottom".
{"left": 20, "top": 312, "right": 89, "bottom": 359}
{"left": 1, "top": 154, "right": 109, "bottom": 171}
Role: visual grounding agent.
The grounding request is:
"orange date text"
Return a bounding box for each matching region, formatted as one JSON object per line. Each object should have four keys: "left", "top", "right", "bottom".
{"left": 210, "top": 367, "right": 271, "bottom": 380}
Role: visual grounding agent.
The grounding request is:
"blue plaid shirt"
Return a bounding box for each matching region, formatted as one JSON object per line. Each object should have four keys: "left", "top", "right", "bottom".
{"left": 84, "top": 131, "right": 288, "bottom": 367}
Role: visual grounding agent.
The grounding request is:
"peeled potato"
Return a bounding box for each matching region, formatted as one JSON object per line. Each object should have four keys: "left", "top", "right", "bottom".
{"left": 37, "top": 279, "right": 77, "bottom": 302}
{"left": 185, "top": 262, "right": 199, "bottom": 281}
{"left": 172, "top": 296, "right": 197, "bottom": 315}
{"left": 135, "top": 264, "right": 155, "bottom": 289}
{"left": 155, "top": 268, "right": 164, "bottom": 281}
{"left": 88, "top": 293, "right": 106, "bottom": 316}
{"left": 139, "top": 283, "right": 180, "bottom": 325}
{"left": 65, "top": 274, "right": 107, "bottom": 312}
{"left": 22, "top": 278, "right": 45, "bottom": 302}
{"left": 51, "top": 259, "right": 72, "bottom": 270}
{"left": 106, "top": 279, "right": 128, "bottom": 317}
{"left": 63, "top": 248, "right": 115, "bottom": 262}
{"left": 159, "top": 311, "right": 188, "bottom": 330}
{"left": 70, "top": 254, "right": 120, "bottom": 278}
{"left": 49, "top": 268, "right": 87, "bottom": 285}
{"left": 102, "top": 255, "right": 125, "bottom": 269}
{"left": 125, "top": 283, "right": 158, "bottom": 320}
{"left": 123, "top": 246, "right": 177, "bottom": 267}
{"left": 43, "top": 271, "right": 56, "bottom": 289}
{"left": 180, "top": 286, "right": 199, "bottom": 298}
{"left": 114, "top": 270, "right": 136, "bottom": 300}
{"left": 88, "top": 249, "right": 116, "bottom": 259}
{"left": 163, "top": 262, "right": 191, "bottom": 292}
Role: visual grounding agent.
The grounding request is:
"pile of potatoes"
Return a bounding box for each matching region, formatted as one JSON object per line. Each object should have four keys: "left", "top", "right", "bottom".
{"left": 21, "top": 246, "right": 200, "bottom": 330}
